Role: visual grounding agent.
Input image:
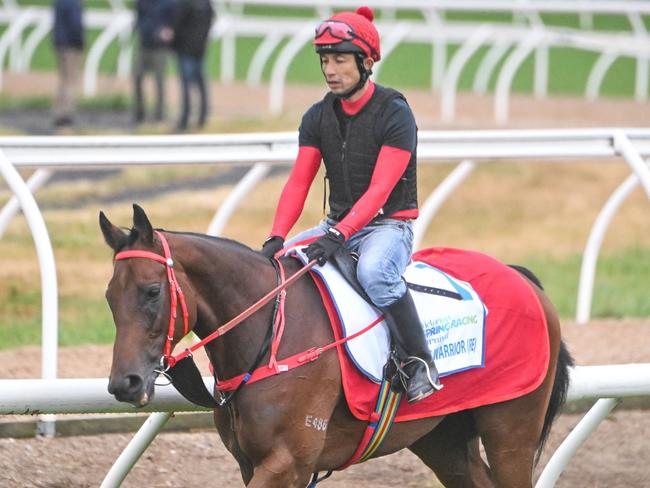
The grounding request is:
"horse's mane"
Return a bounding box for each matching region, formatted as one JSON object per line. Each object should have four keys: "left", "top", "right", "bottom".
{"left": 118, "top": 227, "right": 258, "bottom": 256}
{"left": 158, "top": 229, "right": 258, "bottom": 255}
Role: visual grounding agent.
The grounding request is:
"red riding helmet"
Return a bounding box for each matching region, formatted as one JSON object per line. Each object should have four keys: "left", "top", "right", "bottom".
{"left": 314, "top": 6, "right": 381, "bottom": 61}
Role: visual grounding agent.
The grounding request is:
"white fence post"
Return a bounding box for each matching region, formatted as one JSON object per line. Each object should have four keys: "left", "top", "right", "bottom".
{"left": 614, "top": 131, "right": 650, "bottom": 199}
{"left": 269, "top": 24, "right": 313, "bottom": 115}
{"left": 576, "top": 174, "right": 639, "bottom": 324}
{"left": 0, "top": 8, "right": 37, "bottom": 90}
{"left": 207, "top": 162, "right": 272, "bottom": 237}
{"left": 0, "top": 150, "right": 58, "bottom": 436}
{"left": 440, "top": 26, "right": 492, "bottom": 123}
{"left": 0, "top": 168, "right": 52, "bottom": 239}
{"left": 83, "top": 13, "right": 131, "bottom": 97}
{"left": 100, "top": 411, "right": 174, "bottom": 488}
{"left": 413, "top": 160, "right": 476, "bottom": 250}
{"left": 535, "top": 398, "right": 620, "bottom": 488}
{"left": 586, "top": 50, "right": 619, "bottom": 101}
{"left": 494, "top": 29, "right": 545, "bottom": 124}
{"left": 18, "top": 13, "right": 50, "bottom": 73}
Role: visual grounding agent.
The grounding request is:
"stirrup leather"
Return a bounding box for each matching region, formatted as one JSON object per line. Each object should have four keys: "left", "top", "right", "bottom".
{"left": 383, "top": 350, "right": 408, "bottom": 394}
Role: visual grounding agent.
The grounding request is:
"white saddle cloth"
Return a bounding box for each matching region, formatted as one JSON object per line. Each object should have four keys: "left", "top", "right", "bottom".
{"left": 292, "top": 249, "right": 488, "bottom": 383}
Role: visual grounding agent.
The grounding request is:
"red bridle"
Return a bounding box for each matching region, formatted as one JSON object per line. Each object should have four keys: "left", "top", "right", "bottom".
{"left": 114, "top": 230, "right": 189, "bottom": 368}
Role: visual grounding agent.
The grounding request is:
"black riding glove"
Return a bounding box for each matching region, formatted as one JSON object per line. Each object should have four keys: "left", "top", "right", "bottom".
{"left": 260, "top": 236, "right": 285, "bottom": 260}
{"left": 304, "top": 228, "right": 345, "bottom": 266}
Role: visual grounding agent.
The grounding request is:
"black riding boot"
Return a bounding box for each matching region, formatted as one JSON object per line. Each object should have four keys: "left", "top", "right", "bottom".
{"left": 382, "top": 291, "right": 443, "bottom": 403}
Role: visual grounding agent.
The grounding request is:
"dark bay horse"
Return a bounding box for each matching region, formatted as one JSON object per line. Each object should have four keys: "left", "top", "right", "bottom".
{"left": 100, "top": 204, "right": 572, "bottom": 488}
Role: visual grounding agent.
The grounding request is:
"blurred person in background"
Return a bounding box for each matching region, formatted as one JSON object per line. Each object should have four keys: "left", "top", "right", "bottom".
{"left": 171, "top": 0, "right": 214, "bottom": 131}
{"left": 260, "top": 7, "right": 442, "bottom": 404}
{"left": 132, "top": 0, "right": 176, "bottom": 124}
{"left": 52, "top": 0, "right": 84, "bottom": 128}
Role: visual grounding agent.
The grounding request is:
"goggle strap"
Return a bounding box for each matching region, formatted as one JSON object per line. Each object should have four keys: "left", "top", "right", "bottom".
{"left": 314, "top": 21, "right": 378, "bottom": 60}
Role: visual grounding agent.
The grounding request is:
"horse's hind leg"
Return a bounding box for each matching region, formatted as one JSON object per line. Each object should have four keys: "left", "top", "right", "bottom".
{"left": 409, "top": 411, "right": 493, "bottom": 488}
{"left": 473, "top": 373, "right": 556, "bottom": 488}
{"left": 474, "top": 284, "right": 562, "bottom": 488}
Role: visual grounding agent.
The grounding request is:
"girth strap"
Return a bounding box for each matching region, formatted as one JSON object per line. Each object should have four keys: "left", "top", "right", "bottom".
{"left": 310, "top": 365, "right": 403, "bottom": 484}
{"left": 336, "top": 367, "right": 402, "bottom": 470}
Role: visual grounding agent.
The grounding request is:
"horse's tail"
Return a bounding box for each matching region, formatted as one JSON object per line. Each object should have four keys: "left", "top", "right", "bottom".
{"left": 508, "top": 264, "right": 574, "bottom": 464}
{"left": 536, "top": 338, "right": 574, "bottom": 465}
{"left": 508, "top": 264, "right": 544, "bottom": 290}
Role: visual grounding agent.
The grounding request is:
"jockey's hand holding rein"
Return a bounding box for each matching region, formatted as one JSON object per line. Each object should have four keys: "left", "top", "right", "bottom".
{"left": 304, "top": 227, "right": 345, "bottom": 265}
{"left": 261, "top": 235, "right": 285, "bottom": 259}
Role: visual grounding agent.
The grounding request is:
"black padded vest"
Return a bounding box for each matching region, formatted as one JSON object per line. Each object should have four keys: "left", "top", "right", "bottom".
{"left": 319, "top": 85, "right": 418, "bottom": 221}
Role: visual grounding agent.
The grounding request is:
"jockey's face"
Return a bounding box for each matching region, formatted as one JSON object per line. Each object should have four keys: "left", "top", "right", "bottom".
{"left": 320, "top": 52, "right": 361, "bottom": 96}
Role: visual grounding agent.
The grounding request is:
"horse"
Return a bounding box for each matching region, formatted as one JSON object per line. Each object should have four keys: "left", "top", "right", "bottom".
{"left": 100, "top": 204, "right": 572, "bottom": 488}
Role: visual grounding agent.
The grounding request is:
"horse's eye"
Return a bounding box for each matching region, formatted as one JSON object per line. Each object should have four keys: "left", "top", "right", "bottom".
{"left": 146, "top": 284, "right": 161, "bottom": 300}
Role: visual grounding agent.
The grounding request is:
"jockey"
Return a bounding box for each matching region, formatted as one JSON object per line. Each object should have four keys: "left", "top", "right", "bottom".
{"left": 260, "top": 6, "right": 442, "bottom": 403}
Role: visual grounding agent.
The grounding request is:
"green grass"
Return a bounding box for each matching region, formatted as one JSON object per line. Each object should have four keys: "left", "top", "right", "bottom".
{"left": 0, "top": 93, "right": 129, "bottom": 112}
{"left": 0, "top": 94, "right": 51, "bottom": 110}
{"left": 521, "top": 247, "right": 650, "bottom": 319}
{"left": 0, "top": 245, "right": 648, "bottom": 350}
{"left": 77, "top": 93, "right": 130, "bottom": 111}
{"left": 0, "top": 290, "right": 115, "bottom": 349}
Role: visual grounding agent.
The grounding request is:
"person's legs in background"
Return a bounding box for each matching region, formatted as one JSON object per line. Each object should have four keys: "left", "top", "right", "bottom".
{"left": 152, "top": 48, "right": 168, "bottom": 122}
{"left": 132, "top": 46, "right": 146, "bottom": 124}
{"left": 195, "top": 54, "right": 209, "bottom": 128}
{"left": 176, "top": 54, "right": 193, "bottom": 131}
{"left": 53, "top": 48, "right": 82, "bottom": 128}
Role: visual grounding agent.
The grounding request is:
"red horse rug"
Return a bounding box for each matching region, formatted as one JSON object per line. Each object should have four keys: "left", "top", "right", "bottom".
{"left": 302, "top": 247, "right": 550, "bottom": 423}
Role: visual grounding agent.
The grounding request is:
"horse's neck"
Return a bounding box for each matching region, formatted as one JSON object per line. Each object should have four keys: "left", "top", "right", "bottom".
{"left": 172, "top": 233, "right": 278, "bottom": 378}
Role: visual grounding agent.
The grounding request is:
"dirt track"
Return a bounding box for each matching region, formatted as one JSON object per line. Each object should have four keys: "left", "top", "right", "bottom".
{"left": 1, "top": 319, "right": 649, "bottom": 487}
{"left": 2, "top": 72, "right": 650, "bottom": 134}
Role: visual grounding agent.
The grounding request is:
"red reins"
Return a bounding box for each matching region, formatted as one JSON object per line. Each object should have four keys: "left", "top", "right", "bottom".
{"left": 114, "top": 231, "right": 316, "bottom": 369}
{"left": 169, "top": 255, "right": 315, "bottom": 368}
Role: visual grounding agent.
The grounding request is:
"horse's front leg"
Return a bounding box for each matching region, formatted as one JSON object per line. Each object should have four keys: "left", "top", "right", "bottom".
{"left": 240, "top": 366, "right": 340, "bottom": 486}
{"left": 215, "top": 406, "right": 320, "bottom": 487}
{"left": 243, "top": 402, "right": 332, "bottom": 487}
{"left": 245, "top": 445, "right": 318, "bottom": 488}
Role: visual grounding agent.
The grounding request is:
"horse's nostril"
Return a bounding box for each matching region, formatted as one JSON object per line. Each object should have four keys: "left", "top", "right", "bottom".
{"left": 125, "top": 374, "right": 143, "bottom": 394}
{"left": 109, "top": 373, "right": 145, "bottom": 399}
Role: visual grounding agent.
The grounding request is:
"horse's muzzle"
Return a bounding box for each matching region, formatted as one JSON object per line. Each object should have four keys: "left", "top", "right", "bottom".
{"left": 108, "top": 373, "right": 153, "bottom": 407}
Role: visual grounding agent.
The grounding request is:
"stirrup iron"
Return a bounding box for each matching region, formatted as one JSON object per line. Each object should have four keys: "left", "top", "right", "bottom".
{"left": 404, "top": 356, "right": 443, "bottom": 391}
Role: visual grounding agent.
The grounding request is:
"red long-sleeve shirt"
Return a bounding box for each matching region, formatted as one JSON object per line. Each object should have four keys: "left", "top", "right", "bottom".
{"left": 270, "top": 82, "right": 418, "bottom": 240}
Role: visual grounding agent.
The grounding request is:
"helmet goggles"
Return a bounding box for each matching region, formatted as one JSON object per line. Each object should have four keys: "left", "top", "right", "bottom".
{"left": 315, "top": 20, "right": 378, "bottom": 60}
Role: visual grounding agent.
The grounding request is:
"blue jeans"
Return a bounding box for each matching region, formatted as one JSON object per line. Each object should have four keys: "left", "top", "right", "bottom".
{"left": 287, "top": 219, "right": 414, "bottom": 307}
{"left": 177, "top": 54, "right": 208, "bottom": 130}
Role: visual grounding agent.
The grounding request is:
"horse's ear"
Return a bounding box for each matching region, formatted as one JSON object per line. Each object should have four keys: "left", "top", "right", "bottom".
{"left": 99, "top": 211, "right": 127, "bottom": 251}
{"left": 132, "top": 203, "right": 154, "bottom": 246}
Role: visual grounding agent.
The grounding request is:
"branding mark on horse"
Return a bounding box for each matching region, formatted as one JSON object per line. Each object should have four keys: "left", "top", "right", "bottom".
{"left": 305, "top": 415, "right": 328, "bottom": 431}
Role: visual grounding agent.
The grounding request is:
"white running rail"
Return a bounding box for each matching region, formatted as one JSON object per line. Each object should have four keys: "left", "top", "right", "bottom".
{"left": 1, "top": 363, "right": 649, "bottom": 487}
